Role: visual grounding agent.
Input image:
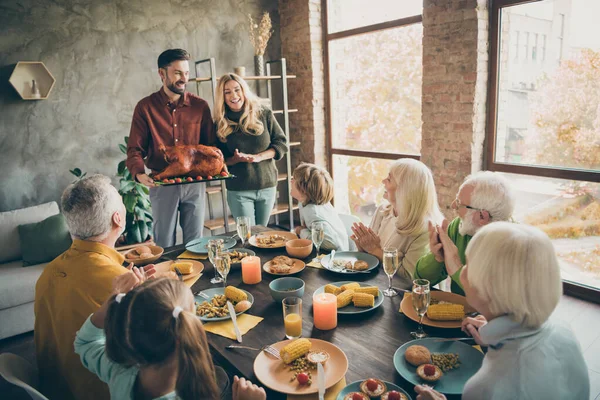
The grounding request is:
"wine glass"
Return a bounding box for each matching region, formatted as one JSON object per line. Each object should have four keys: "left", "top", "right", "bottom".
{"left": 214, "top": 250, "right": 231, "bottom": 287}
{"left": 208, "top": 239, "right": 224, "bottom": 284}
{"left": 411, "top": 279, "right": 431, "bottom": 339}
{"left": 236, "top": 216, "right": 251, "bottom": 247}
{"left": 382, "top": 247, "right": 399, "bottom": 297}
{"left": 311, "top": 221, "right": 324, "bottom": 260}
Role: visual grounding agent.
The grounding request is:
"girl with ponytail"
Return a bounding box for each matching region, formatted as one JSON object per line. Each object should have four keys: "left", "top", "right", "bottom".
{"left": 75, "top": 272, "right": 265, "bottom": 400}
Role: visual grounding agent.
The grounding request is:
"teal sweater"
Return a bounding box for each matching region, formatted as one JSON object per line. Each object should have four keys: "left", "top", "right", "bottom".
{"left": 217, "top": 107, "right": 288, "bottom": 191}
{"left": 413, "top": 217, "right": 472, "bottom": 295}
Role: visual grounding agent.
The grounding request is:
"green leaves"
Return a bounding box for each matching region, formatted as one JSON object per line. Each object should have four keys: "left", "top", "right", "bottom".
{"left": 117, "top": 160, "right": 126, "bottom": 176}
{"left": 117, "top": 135, "right": 153, "bottom": 244}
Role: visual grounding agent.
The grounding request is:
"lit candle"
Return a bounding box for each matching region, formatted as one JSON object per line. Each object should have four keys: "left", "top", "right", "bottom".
{"left": 241, "top": 256, "right": 262, "bottom": 284}
{"left": 312, "top": 292, "right": 337, "bottom": 330}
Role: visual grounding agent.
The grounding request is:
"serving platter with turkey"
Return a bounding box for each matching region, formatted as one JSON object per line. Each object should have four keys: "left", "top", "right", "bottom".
{"left": 152, "top": 144, "right": 236, "bottom": 185}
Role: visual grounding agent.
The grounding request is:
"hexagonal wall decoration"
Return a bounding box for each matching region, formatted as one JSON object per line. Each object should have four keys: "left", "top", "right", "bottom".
{"left": 9, "top": 61, "right": 56, "bottom": 100}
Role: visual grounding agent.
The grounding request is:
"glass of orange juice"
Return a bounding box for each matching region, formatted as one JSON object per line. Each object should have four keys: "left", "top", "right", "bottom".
{"left": 282, "top": 297, "right": 303, "bottom": 339}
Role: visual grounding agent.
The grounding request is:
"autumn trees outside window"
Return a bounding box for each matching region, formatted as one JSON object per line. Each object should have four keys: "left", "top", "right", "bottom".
{"left": 488, "top": 0, "right": 600, "bottom": 296}
{"left": 324, "top": 0, "right": 423, "bottom": 222}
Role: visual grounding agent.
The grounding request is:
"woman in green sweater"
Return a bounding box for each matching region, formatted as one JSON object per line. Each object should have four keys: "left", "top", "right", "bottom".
{"left": 213, "top": 74, "right": 288, "bottom": 226}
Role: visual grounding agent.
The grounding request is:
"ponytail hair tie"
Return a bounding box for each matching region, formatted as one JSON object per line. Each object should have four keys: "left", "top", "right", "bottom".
{"left": 172, "top": 306, "right": 183, "bottom": 319}
{"left": 115, "top": 293, "right": 126, "bottom": 303}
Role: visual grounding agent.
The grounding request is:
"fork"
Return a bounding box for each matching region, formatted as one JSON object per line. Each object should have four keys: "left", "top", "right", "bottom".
{"left": 226, "top": 344, "right": 281, "bottom": 359}
{"left": 196, "top": 291, "right": 211, "bottom": 300}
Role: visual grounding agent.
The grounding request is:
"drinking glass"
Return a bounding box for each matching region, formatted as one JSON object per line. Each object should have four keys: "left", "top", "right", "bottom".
{"left": 382, "top": 247, "right": 399, "bottom": 297}
{"left": 411, "top": 279, "right": 431, "bottom": 339}
{"left": 208, "top": 239, "right": 224, "bottom": 284}
{"left": 311, "top": 221, "right": 325, "bottom": 260}
{"left": 236, "top": 216, "right": 251, "bottom": 247}
{"left": 282, "top": 297, "right": 303, "bottom": 339}
{"left": 214, "top": 250, "right": 231, "bottom": 287}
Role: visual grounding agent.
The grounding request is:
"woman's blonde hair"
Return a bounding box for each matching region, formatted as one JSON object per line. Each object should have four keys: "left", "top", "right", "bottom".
{"left": 389, "top": 159, "right": 443, "bottom": 236}
{"left": 465, "top": 222, "right": 562, "bottom": 329}
{"left": 292, "top": 163, "right": 334, "bottom": 205}
{"left": 213, "top": 73, "right": 264, "bottom": 141}
{"left": 105, "top": 278, "right": 220, "bottom": 400}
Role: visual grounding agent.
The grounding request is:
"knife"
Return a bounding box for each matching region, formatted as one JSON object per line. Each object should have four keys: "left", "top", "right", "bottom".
{"left": 317, "top": 362, "right": 325, "bottom": 400}
{"left": 227, "top": 301, "right": 242, "bottom": 343}
{"left": 327, "top": 250, "right": 336, "bottom": 270}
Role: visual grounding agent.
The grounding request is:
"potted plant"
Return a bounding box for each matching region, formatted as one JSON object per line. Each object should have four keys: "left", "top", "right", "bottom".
{"left": 116, "top": 136, "right": 153, "bottom": 245}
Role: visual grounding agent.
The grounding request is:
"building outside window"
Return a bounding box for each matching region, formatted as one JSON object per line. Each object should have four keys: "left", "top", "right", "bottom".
{"left": 490, "top": 0, "right": 600, "bottom": 295}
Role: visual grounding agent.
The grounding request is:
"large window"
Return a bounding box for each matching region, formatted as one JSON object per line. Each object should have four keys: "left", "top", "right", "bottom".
{"left": 324, "top": 0, "right": 422, "bottom": 217}
{"left": 489, "top": 0, "right": 600, "bottom": 297}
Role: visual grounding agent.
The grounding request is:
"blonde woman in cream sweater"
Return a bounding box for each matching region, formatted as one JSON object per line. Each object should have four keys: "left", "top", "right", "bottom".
{"left": 351, "top": 159, "right": 443, "bottom": 289}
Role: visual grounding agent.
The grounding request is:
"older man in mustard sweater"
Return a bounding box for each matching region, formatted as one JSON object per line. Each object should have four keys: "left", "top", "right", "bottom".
{"left": 34, "top": 174, "right": 152, "bottom": 400}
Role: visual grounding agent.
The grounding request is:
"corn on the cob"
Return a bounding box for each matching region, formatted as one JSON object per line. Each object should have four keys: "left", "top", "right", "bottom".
{"left": 224, "top": 286, "right": 247, "bottom": 303}
{"left": 170, "top": 261, "right": 193, "bottom": 274}
{"left": 340, "top": 282, "right": 360, "bottom": 292}
{"left": 354, "top": 286, "right": 379, "bottom": 297}
{"left": 352, "top": 292, "right": 375, "bottom": 307}
{"left": 324, "top": 284, "right": 342, "bottom": 295}
{"left": 336, "top": 289, "right": 355, "bottom": 308}
{"left": 280, "top": 338, "right": 312, "bottom": 364}
{"left": 427, "top": 303, "right": 465, "bottom": 321}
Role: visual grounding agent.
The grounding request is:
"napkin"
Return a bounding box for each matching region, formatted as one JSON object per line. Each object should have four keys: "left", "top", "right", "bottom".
{"left": 399, "top": 292, "right": 411, "bottom": 314}
{"left": 306, "top": 254, "right": 326, "bottom": 269}
{"left": 183, "top": 274, "right": 202, "bottom": 288}
{"left": 287, "top": 377, "right": 347, "bottom": 400}
{"left": 177, "top": 250, "right": 207, "bottom": 260}
{"left": 203, "top": 314, "right": 263, "bottom": 339}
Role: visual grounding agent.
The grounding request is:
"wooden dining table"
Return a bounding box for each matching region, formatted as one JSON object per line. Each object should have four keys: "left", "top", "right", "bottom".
{"left": 161, "top": 226, "right": 466, "bottom": 400}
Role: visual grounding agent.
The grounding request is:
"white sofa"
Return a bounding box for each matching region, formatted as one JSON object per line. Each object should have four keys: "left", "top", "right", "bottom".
{"left": 0, "top": 202, "right": 60, "bottom": 340}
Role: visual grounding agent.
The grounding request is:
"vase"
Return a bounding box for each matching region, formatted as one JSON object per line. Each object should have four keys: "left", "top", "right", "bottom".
{"left": 254, "top": 55, "right": 265, "bottom": 96}
{"left": 254, "top": 55, "right": 265, "bottom": 76}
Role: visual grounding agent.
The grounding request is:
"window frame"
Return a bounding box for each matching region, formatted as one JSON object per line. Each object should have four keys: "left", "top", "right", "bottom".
{"left": 322, "top": 0, "right": 423, "bottom": 174}
{"left": 486, "top": 0, "right": 600, "bottom": 302}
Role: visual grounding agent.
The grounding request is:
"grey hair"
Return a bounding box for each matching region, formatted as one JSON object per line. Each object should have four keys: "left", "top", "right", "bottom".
{"left": 461, "top": 171, "right": 515, "bottom": 222}
{"left": 61, "top": 174, "right": 124, "bottom": 241}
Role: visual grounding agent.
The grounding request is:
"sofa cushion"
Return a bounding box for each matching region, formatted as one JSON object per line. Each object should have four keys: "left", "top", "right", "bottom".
{"left": 18, "top": 213, "right": 72, "bottom": 266}
{"left": 0, "top": 260, "right": 47, "bottom": 309}
{"left": 0, "top": 201, "right": 60, "bottom": 263}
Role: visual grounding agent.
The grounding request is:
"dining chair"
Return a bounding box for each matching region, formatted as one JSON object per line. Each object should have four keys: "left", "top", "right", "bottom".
{"left": 338, "top": 213, "right": 361, "bottom": 251}
{"left": 0, "top": 353, "right": 49, "bottom": 400}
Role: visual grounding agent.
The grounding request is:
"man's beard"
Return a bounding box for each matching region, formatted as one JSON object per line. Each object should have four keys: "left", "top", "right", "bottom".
{"left": 458, "top": 216, "right": 479, "bottom": 236}
{"left": 167, "top": 79, "right": 185, "bottom": 95}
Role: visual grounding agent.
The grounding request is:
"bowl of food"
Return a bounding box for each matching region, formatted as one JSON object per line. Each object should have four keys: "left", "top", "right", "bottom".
{"left": 285, "top": 239, "right": 313, "bottom": 259}
{"left": 226, "top": 248, "right": 256, "bottom": 269}
{"left": 269, "top": 277, "right": 305, "bottom": 302}
{"left": 123, "top": 245, "right": 164, "bottom": 266}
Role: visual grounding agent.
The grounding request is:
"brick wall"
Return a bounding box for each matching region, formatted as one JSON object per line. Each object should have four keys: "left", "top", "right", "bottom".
{"left": 279, "top": 0, "right": 327, "bottom": 169}
{"left": 421, "top": 0, "right": 490, "bottom": 215}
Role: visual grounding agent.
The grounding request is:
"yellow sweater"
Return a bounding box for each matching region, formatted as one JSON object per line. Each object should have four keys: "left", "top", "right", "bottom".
{"left": 34, "top": 239, "right": 127, "bottom": 400}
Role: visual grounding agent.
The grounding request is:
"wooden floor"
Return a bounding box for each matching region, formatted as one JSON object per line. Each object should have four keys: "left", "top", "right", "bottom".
{"left": 2, "top": 295, "right": 600, "bottom": 400}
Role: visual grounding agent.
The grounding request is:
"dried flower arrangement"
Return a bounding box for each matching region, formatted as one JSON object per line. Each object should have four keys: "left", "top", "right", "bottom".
{"left": 248, "top": 12, "right": 273, "bottom": 56}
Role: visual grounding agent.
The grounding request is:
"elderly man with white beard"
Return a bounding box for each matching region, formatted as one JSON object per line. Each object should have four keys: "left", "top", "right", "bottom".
{"left": 414, "top": 171, "right": 515, "bottom": 295}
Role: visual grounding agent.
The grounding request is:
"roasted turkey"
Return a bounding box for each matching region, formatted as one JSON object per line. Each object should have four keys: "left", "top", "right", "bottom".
{"left": 152, "top": 144, "right": 228, "bottom": 180}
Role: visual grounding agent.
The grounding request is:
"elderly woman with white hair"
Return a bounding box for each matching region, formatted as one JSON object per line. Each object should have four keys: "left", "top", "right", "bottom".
{"left": 415, "top": 223, "right": 590, "bottom": 400}
{"left": 351, "top": 159, "right": 443, "bottom": 289}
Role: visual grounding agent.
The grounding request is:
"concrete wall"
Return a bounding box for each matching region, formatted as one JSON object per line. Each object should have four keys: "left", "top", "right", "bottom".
{"left": 0, "top": 0, "right": 280, "bottom": 212}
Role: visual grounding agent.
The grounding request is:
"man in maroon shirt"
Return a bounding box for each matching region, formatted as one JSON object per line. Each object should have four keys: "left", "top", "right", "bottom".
{"left": 126, "top": 49, "right": 215, "bottom": 247}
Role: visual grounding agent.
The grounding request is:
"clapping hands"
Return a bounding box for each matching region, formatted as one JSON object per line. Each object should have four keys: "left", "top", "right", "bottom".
{"left": 350, "top": 222, "right": 382, "bottom": 254}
